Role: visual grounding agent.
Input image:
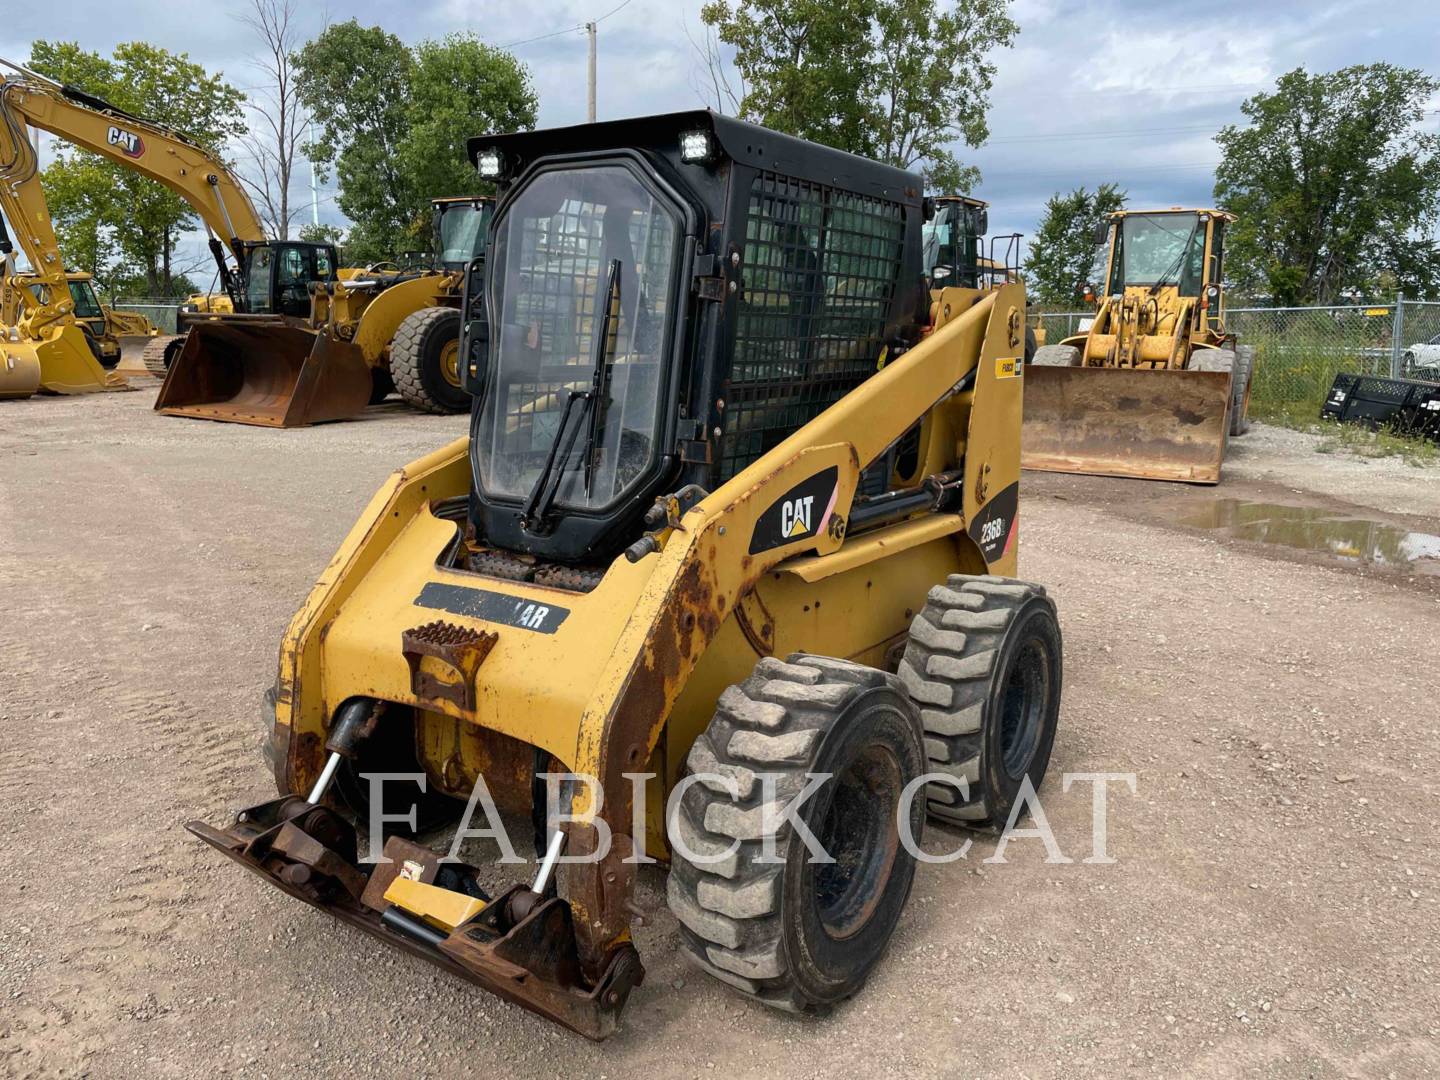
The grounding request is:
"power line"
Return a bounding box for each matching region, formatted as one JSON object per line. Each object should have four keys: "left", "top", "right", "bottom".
{"left": 500, "top": 0, "right": 635, "bottom": 50}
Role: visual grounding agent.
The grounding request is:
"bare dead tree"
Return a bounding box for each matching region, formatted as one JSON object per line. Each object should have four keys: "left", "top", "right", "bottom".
{"left": 684, "top": 16, "right": 744, "bottom": 114}
{"left": 236, "top": 0, "right": 307, "bottom": 239}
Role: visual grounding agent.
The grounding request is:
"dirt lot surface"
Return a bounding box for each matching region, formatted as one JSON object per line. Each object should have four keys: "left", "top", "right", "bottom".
{"left": 2, "top": 387, "right": 1437, "bottom": 1079}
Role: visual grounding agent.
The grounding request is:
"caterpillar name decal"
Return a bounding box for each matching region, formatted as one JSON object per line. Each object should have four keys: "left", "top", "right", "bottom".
{"left": 107, "top": 126, "right": 145, "bottom": 158}
{"left": 749, "top": 466, "right": 839, "bottom": 555}
{"left": 968, "top": 481, "right": 1019, "bottom": 564}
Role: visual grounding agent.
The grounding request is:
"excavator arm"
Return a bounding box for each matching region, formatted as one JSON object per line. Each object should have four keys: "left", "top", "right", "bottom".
{"left": 0, "top": 59, "right": 267, "bottom": 397}
{"left": 0, "top": 59, "right": 265, "bottom": 310}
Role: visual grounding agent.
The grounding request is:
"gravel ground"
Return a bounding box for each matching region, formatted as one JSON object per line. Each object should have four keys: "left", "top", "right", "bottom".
{"left": 1, "top": 387, "right": 1437, "bottom": 1079}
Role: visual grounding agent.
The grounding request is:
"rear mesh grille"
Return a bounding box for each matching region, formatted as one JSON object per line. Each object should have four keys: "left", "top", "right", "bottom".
{"left": 719, "top": 172, "right": 906, "bottom": 481}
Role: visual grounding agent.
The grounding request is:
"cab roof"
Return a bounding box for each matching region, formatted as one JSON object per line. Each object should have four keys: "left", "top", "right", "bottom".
{"left": 1110, "top": 207, "right": 1235, "bottom": 222}
{"left": 467, "top": 109, "right": 924, "bottom": 209}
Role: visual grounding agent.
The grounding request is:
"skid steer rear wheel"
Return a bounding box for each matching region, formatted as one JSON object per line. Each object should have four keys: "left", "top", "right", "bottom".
{"left": 898, "top": 575, "right": 1062, "bottom": 830}
{"left": 667, "top": 655, "right": 925, "bottom": 1013}
{"left": 391, "top": 306, "right": 469, "bottom": 415}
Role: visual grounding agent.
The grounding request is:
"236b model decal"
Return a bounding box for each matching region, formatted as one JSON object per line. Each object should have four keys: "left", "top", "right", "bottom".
{"left": 968, "top": 480, "right": 1019, "bottom": 564}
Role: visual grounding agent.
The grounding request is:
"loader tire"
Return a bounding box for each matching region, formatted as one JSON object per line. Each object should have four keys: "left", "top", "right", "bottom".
{"left": 1024, "top": 326, "right": 1038, "bottom": 364}
{"left": 897, "top": 575, "right": 1062, "bottom": 830}
{"left": 667, "top": 654, "right": 925, "bottom": 1014}
{"left": 392, "top": 306, "right": 469, "bottom": 415}
{"left": 1229, "top": 345, "right": 1254, "bottom": 436}
{"left": 1031, "top": 344, "right": 1081, "bottom": 367}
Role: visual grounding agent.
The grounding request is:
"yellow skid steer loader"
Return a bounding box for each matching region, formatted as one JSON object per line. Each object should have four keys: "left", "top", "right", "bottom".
{"left": 189, "top": 112, "right": 1064, "bottom": 1039}
{"left": 1025, "top": 208, "right": 1254, "bottom": 483}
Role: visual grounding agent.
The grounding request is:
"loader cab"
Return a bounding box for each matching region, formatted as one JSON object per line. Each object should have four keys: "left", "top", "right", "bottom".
{"left": 1097, "top": 208, "right": 1233, "bottom": 338}
{"left": 465, "top": 111, "right": 924, "bottom": 565}
{"left": 432, "top": 196, "right": 494, "bottom": 272}
{"left": 922, "top": 195, "right": 987, "bottom": 287}
{"left": 238, "top": 240, "right": 339, "bottom": 318}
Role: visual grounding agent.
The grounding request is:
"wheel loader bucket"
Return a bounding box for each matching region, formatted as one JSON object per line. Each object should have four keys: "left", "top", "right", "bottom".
{"left": 1022, "top": 365, "right": 1232, "bottom": 484}
{"left": 154, "top": 318, "right": 373, "bottom": 427}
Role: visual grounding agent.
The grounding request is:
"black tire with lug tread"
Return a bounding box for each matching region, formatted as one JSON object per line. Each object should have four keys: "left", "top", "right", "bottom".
{"left": 897, "top": 575, "right": 1062, "bottom": 830}
{"left": 666, "top": 654, "right": 925, "bottom": 1013}
{"left": 1024, "top": 326, "right": 1038, "bottom": 364}
{"left": 1230, "top": 345, "right": 1254, "bottom": 436}
{"left": 392, "top": 306, "right": 469, "bottom": 414}
{"left": 1031, "top": 344, "right": 1081, "bottom": 367}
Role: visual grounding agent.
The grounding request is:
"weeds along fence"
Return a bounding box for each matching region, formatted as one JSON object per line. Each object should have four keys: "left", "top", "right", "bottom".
{"left": 111, "top": 299, "right": 180, "bottom": 334}
{"left": 1031, "top": 298, "right": 1440, "bottom": 421}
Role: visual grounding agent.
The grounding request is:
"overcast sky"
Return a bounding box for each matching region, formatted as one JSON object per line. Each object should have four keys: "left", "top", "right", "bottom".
{"left": 4, "top": 0, "right": 1438, "bottom": 286}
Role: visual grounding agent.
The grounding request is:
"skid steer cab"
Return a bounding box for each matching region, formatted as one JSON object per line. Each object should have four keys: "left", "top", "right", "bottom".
{"left": 189, "top": 111, "right": 1064, "bottom": 1039}
{"left": 1024, "top": 207, "right": 1255, "bottom": 483}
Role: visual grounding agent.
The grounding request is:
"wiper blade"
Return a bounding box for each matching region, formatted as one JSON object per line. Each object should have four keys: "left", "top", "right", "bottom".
{"left": 520, "top": 258, "right": 622, "bottom": 533}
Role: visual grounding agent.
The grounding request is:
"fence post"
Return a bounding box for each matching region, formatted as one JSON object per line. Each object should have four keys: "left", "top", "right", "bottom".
{"left": 1391, "top": 292, "right": 1405, "bottom": 378}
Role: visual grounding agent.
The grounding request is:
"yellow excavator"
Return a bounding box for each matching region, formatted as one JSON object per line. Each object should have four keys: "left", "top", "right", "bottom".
{"left": 0, "top": 59, "right": 340, "bottom": 403}
{"left": 0, "top": 60, "right": 488, "bottom": 424}
{"left": 1024, "top": 207, "right": 1254, "bottom": 484}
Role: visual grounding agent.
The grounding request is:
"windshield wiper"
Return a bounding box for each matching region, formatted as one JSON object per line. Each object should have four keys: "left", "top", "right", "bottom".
{"left": 1149, "top": 221, "right": 1200, "bottom": 296}
{"left": 520, "top": 257, "right": 622, "bottom": 533}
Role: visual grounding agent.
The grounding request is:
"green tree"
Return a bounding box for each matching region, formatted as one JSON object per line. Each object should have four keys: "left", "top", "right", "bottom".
{"left": 1025, "top": 184, "right": 1126, "bottom": 305}
{"left": 28, "top": 41, "right": 247, "bottom": 297}
{"left": 700, "top": 0, "right": 1017, "bottom": 189}
{"left": 1214, "top": 64, "right": 1440, "bottom": 305}
{"left": 296, "top": 23, "right": 538, "bottom": 262}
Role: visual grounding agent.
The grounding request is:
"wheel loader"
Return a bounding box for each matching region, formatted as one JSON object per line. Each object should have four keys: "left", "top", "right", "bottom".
{"left": 1025, "top": 207, "right": 1255, "bottom": 484}
{"left": 189, "top": 112, "right": 1063, "bottom": 1040}
{"left": 153, "top": 195, "right": 494, "bottom": 424}
{"left": 923, "top": 193, "right": 1037, "bottom": 361}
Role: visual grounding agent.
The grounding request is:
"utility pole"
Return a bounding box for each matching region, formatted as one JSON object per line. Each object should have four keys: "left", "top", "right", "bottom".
{"left": 308, "top": 120, "right": 319, "bottom": 229}
{"left": 587, "top": 22, "right": 597, "bottom": 123}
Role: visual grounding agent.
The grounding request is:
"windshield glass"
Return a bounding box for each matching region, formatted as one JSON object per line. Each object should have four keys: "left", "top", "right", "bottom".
{"left": 476, "top": 166, "right": 679, "bottom": 511}
{"left": 67, "top": 280, "right": 104, "bottom": 318}
{"left": 437, "top": 202, "right": 492, "bottom": 265}
{"left": 1117, "top": 214, "right": 1204, "bottom": 293}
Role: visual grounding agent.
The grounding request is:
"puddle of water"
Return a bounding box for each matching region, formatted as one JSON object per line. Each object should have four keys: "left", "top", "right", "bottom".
{"left": 1182, "top": 500, "right": 1440, "bottom": 575}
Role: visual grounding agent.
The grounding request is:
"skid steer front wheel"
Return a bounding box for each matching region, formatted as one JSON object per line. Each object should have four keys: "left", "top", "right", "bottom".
{"left": 391, "top": 306, "right": 469, "bottom": 414}
{"left": 667, "top": 655, "right": 925, "bottom": 1013}
{"left": 898, "top": 575, "right": 1062, "bottom": 830}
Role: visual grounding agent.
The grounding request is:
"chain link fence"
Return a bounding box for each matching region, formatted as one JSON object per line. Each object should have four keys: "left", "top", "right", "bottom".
{"left": 1030, "top": 298, "right": 1440, "bottom": 421}
{"left": 110, "top": 299, "right": 180, "bottom": 334}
